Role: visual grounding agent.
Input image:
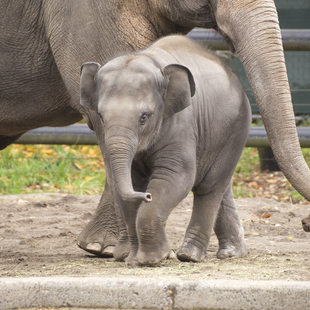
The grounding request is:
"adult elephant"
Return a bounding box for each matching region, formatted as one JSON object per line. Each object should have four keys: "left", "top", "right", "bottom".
{"left": 1, "top": 0, "right": 309, "bottom": 257}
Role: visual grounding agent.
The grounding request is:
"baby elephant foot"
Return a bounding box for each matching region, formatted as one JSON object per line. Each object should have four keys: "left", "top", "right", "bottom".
{"left": 302, "top": 214, "right": 310, "bottom": 232}
{"left": 217, "top": 241, "right": 247, "bottom": 259}
{"left": 125, "top": 251, "right": 139, "bottom": 267}
{"left": 136, "top": 243, "right": 170, "bottom": 266}
{"left": 177, "top": 239, "right": 207, "bottom": 262}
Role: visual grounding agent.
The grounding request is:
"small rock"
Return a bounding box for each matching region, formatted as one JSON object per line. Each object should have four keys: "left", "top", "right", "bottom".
{"left": 17, "top": 199, "right": 29, "bottom": 206}
{"left": 167, "top": 250, "right": 177, "bottom": 259}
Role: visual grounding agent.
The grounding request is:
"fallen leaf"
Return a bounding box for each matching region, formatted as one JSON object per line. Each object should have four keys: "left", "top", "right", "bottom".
{"left": 262, "top": 213, "right": 271, "bottom": 219}
{"left": 248, "top": 181, "right": 259, "bottom": 189}
{"left": 73, "top": 162, "right": 83, "bottom": 170}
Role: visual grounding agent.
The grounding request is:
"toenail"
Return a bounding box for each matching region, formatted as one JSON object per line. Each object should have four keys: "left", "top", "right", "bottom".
{"left": 102, "top": 245, "right": 114, "bottom": 256}
{"left": 86, "top": 243, "right": 101, "bottom": 252}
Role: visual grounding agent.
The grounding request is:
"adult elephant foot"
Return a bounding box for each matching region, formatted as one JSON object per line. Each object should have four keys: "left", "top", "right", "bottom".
{"left": 77, "top": 188, "right": 119, "bottom": 257}
{"left": 77, "top": 219, "right": 117, "bottom": 257}
{"left": 301, "top": 214, "right": 310, "bottom": 232}
{"left": 177, "top": 239, "right": 207, "bottom": 263}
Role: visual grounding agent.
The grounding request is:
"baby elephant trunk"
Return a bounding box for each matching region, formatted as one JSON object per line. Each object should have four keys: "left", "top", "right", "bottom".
{"left": 105, "top": 127, "right": 152, "bottom": 203}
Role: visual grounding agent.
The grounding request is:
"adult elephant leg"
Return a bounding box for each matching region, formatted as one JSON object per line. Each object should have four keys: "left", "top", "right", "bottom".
{"left": 77, "top": 110, "right": 120, "bottom": 257}
{"left": 214, "top": 182, "right": 247, "bottom": 259}
{"left": 301, "top": 214, "right": 310, "bottom": 232}
{"left": 0, "top": 134, "right": 24, "bottom": 150}
{"left": 77, "top": 180, "right": 119, "bottom": 257}
{"left": 213, "top": 0, "right": 310, "bottom": 200}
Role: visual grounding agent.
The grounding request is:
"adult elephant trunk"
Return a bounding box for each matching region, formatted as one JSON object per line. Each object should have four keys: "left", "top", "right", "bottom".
{"left": 105, "top": 126, "right": 152, "bottom": 203}
{"left": 215, "top": 0, "right": 310, "bottom": 200}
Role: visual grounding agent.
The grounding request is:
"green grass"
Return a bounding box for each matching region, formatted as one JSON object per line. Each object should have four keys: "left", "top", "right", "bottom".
{"left": 233, "top": 148, "right": 260, "bottom": 198}
{"left": 1, "top": 144, "right": 310, "bottom": 203}
{"left": 0, "top": 145, "right": 105, "bottom": 195}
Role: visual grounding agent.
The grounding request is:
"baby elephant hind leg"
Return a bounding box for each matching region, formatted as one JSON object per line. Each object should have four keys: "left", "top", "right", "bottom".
{"left": 177, "top": 192, "right": 223, "bottom": 262}
{"left": 177, "top": 117, "right": 249, "bottom": 262}
{"left": 215, "top": 184, "right": 247, "bottom": 259}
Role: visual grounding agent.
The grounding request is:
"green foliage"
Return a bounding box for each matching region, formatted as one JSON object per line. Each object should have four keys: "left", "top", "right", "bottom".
{"left": 0, "top": 145, "right": 105, "bottom": 195}
{"left": 233, "top": 148, "right": 259, "bottom": 198}
{"left": 0, "top": 144, "right": 309, "bottom": 203}
{"left": 233, "top": 147, "right": 310, "bottom": 203}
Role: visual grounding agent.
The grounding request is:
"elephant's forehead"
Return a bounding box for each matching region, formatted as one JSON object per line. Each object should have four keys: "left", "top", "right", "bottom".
{"left": 97, "top": 75, "right": 157, "bottom": 121}
{"left": 98, "top": 55, "right": 161, "bottom": 89}
{"left": 98, "top": 69, "right": 157, "bottom": 99}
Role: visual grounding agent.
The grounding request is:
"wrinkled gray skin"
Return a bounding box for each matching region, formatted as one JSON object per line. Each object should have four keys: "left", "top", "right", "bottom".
{"left": 302, "top": 215, "right": 310, "bottom": 232}
{"left": 1, "top": 0, "right": 309, "bottom": 259}
{"left": 80, "top": 35, "right": 251, "bottom": 265}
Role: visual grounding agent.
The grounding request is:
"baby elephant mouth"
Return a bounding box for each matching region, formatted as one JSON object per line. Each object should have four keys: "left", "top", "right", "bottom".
{"left": 145, "top": 193, "right": 152, "bottom": 202}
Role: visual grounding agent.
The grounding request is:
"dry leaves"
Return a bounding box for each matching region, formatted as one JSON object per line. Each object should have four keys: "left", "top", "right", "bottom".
{"left": 233, "top": 169, "right": 308, "bottom": 204}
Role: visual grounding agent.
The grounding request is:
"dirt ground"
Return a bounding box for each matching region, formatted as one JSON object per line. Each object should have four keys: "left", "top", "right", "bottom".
{"left": 0, "top": 193, "right": 309, "bottom": 280}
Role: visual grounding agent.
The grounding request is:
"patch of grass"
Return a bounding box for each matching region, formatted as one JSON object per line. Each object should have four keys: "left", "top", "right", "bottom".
{"left": 235, "top": 148, "right": 260, "bottom": 177}
{"left": 1, "top": 144, "right": 310, "bottom": 203}
{"left": 299, "top": 116, "right": 310, "bottom": 126}
{"left": 233, "top": 147, "right": 310, "bottom": 203}
{"left": 0, "top": 145, "right": 105, "bottom": 195}
{"left": 233, "top": 148, "right": 259, "bottom": 199}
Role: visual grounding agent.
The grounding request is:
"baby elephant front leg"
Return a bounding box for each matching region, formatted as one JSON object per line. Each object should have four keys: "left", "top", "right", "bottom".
{"left": 136, "top": 205, "right": 169, "bottom": 266}
{"left": 135, "top": 178, "right": 189, "bottom": 266}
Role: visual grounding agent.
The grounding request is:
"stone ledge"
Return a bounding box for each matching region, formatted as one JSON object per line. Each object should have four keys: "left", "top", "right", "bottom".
{"left": 1, "top": 277, "right": 310, "bottom": 309}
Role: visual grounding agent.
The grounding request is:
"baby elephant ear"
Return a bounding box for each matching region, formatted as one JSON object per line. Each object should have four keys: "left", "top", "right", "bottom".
{"left": 162, "top": 64, "right": 196, "bottom": 118}
{"left": 80, "top": 62, "right": 100, "bottom": 110}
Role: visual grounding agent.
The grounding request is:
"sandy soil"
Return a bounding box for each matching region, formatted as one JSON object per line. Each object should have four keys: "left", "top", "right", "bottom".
{"left": 0, "top": 194, "right": 309, "bottom": 280}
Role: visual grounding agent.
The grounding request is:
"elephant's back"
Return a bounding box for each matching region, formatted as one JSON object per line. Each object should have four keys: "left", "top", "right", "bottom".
{"left": 151, "top": 35, "right": 250, "bottom": 151}
{"left": 144, "top": 34, "right": 249, "bottom": 131}
{"left": 151, "top": 35, "right": 226, "bottom": 68}
{"left": 150, "top": 35, "right": 246, "bottom": 111}
{"left": 148, "top": 35, "right": 236, "bottom": 88}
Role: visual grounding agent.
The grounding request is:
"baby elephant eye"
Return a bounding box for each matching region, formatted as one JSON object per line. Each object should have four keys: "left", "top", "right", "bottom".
{"left": 139, "top": 112, "right": 150, "bottom": 126}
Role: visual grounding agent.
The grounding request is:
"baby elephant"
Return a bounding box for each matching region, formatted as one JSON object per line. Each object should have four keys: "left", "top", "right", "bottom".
{"left": 80, "top": 35, "right": 251, "bottom": 266}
